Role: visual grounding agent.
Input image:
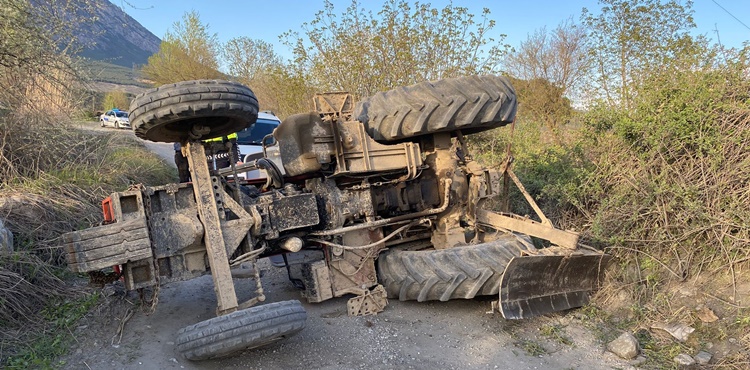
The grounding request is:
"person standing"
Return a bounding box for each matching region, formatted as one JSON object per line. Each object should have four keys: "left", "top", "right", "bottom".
{"left": 174, "top": 142, "right": 190, "bottom": 182}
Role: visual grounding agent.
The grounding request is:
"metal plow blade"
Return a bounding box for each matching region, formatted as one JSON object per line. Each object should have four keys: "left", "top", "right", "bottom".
{"left": 498, "top": 253, "right": 611, "bottom": 319}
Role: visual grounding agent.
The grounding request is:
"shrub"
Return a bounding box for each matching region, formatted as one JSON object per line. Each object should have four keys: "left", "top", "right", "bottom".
{"left": 572, "top": 57, "right": 750, "bottom": 281}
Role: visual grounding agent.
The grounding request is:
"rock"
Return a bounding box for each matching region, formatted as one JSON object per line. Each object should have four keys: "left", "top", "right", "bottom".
{"left": 652, "top": 322, "right": 695, "bottom": 342}
{"left": 695, "top": 305, "right": 719, "bottom": 323}
{"left": 630, "top": 355, "right": 647, "bottom": 366}
{"left": 677, "top": 285, "right": 697, "bottom": 297}
{"left": 0, "top": 218, "right": 13, "bottom": 254}
{"left": 694, "top": 351, "right": 712, "bottom": 365}
{"left": 674, "top": 353, "right": 696, "bottom": 366}
{"left": 607, "top": 332, "right": 640, "bottom": 359}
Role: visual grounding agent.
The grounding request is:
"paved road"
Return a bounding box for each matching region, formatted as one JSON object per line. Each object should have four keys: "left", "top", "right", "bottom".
{"left": 75, "top": 120, "right": 176, "bottom": 166}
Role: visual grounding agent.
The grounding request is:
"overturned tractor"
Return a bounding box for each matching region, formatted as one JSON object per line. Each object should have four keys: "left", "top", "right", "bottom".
{"left": 63, "top": 76, "right": 609, "bottom": 360}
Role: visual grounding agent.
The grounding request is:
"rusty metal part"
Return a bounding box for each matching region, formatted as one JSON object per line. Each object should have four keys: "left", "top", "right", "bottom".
{"left": 308, "top": 219, "right": 426, "bottom": 250}
{"left": 476, "top": 210, "right": 579, "bottom": 249}
{"left": 248, "top": 192, "right": 320, "bottom": 240}
{"left": 506, "top": 163, "right": 552, "bottom": 227}
{"left": 185, "top": 141, "right": 238, "bottom": 316}
{"left": 347, "top": 285, "right": 388, "bottom": 316}
{"left": 331, "top": 120, "right": 422, "bottom": 180}
{"left": 229, "top": 246, "right": 265, "bottom": 267}
{"left": 275, "top": 113, "right": 334, "bottom": 176}
{"left": 499, "top": 251, "right": 612, "bottom": 319}
{"left": 237, "top": 259, "right": 266, "bottom": 311}
{"left": 425, "top": 133, "right": 467, "bottom": 249}
{"left": 328, "top": 228, "right": 384, "bottom": 297}
{"left": 217, "top": 187, "right": 254, "bottom": 257}
{"left": 64, "top": 217, "right": 151, "bottom": 273}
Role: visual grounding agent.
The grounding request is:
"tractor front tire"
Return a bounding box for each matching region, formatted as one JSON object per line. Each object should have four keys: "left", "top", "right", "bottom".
{"left": 129, "top": 80, "right": 259, "bottom": 143}
{"left": 176, "top": 300, "right": 307, "bottom": 361}
{"left": 354, "top": 75, "right": 517, "bottom": 143}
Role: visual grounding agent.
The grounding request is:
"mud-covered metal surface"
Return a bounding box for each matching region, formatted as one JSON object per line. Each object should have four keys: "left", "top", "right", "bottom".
{"left": 185, "top": 141, "right": 239, "bottom": 315}
{"left": 63, "top": 217, "right": 151, "bottom": 273}
{"left": 60, "top": 75, "right": 613, "bottom": 362}
{"left": 499, "top": 251, "right": 612, "bottom": 319}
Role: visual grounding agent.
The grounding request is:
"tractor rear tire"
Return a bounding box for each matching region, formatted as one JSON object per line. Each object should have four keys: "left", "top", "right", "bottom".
{"left": 377, "top": 234, "right": 536, "bottom": 302}
{"left": 354, "top": 75, "right": 517, "bottom": 143}
{"left": 176, "top": 300, "right": 307, "bottom": 361}
{"left": 129, "top": 80, "right": 259, "bottom": 143}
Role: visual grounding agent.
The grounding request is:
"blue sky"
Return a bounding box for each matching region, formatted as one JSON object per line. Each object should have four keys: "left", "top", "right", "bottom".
{"left": 114, "top": 0, "right": 749, "bottom": 61}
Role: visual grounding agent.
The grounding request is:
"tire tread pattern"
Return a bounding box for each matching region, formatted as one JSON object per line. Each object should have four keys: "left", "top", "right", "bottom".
{"left": 355, "top": 75, "right": 517, "bottom": 142}
{"left": 175, "top": 300, "right": 306, "bottom": 361}
{"left": 377, "top": 235, "right": 536, "bottom": 302}
{"left": 129, "top": 80, "right": 259, "bottom": 143}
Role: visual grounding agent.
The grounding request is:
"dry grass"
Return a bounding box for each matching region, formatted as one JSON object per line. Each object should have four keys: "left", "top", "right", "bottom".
{"left": 0, "top": 253, "right": 67, "bottom": 327}
{"left": 0, "top": 114, "right": 175, "bottom": 363}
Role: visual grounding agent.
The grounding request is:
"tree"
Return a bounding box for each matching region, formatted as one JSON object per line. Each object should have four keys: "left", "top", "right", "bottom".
{"left": 102, "top": 90, "right": 129, "bottom": 110}
{"left": 582, "top": 0, "right": 700, "bottom": 109}
{"left": 0, "top": 0, "right": 96, "bottom": 116}
{"left": 223, "top": 37, "right": 282, "bottom": 82}
{"left": 142, "top": 11, "right": 223, "bottom": 85}
{"left": 503, "top": 18, "right": 588, "bottom": 129}
{"left": 284, "top": 0, "right": 510, "bottom": 99}
{"left": 222, "top": 37, "right": 315, "bottom": 117}
{"left": 509, "top": 77, "right": 572, "bottom": 131}
{"left": 504, "top": 18, "right": 589, "bottom": 100}
{"left": 255, "top": 66, "right": 317, "bottom": 118}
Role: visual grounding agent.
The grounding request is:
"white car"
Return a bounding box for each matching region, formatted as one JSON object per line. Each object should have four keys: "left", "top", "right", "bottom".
{"left": 100, "top": 109, "right": 130, "bottom": 129}
{"left": 236, "top": 111, "right": 282, "bottom": 179}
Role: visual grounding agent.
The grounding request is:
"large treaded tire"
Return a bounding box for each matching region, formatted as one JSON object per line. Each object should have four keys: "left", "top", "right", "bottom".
{"left": 176, "top": 300, "right": 306, "bottom": 361}
{"left": 377, "top": 235, "right": 536, "bottom": 302}
{"left": 129, "top": 80, "right": 259, "bottom": 143}
{"left": 354, "top": 75, "right": 517, "bottom": 143}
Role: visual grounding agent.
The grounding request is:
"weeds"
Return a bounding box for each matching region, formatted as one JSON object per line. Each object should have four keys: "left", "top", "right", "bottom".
{"left": 539, "top": 324, "right": 573, "bottom": 346}
{"left": 515, "top": 339, "right": 547, "bottom": 357}
{"left": 473, "top": 53, "right": 750, "bottom": 366}
{"left": 4, "top": 294, "right": 99, "bottom": 369}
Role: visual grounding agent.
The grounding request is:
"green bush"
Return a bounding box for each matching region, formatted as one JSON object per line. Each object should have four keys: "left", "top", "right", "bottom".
{"left": 469, "top": 119, "right": 586, "bottom": 226}
{"left": 570, "top": 57, "right": 750, "bottom": 280}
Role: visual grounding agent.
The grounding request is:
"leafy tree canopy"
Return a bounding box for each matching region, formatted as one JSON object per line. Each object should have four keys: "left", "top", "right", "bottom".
{"left": 284, "top": 0, "right": 511, "bottom": 98}
{"left": 142, "top": 11, "right": 223, "bottom": 85}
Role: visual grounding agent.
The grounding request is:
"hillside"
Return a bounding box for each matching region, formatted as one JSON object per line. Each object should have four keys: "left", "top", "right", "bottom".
{"left": 76, "top": 0, "right": 161, "bottom": 68}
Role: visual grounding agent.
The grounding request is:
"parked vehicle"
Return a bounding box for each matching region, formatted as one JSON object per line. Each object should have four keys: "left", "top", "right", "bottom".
{"left": 100, "top": 109, "right": 130, "bottom": 129}
{"left": 235, "top": 111, "right": 281, "bottom": 179}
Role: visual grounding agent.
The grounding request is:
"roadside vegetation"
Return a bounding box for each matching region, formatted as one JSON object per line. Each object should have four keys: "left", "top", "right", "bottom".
{"left": 0, "top": 0, "right": 174, "bottom": 366}
{"left": 1, "top": 0, "right": 748, "bottom": 367}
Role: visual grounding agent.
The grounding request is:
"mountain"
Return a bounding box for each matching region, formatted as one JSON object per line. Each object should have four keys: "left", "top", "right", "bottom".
{"left": 77, "top": 0, "right": 161, "bottom": 68}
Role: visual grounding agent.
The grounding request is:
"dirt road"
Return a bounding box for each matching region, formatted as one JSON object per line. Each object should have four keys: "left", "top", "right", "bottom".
{"left": 62, "top": 259, "right": 628, "bottom": 370}
{"left": 63, "top": 121, "right": 629, "bottom": 370}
